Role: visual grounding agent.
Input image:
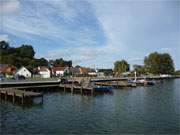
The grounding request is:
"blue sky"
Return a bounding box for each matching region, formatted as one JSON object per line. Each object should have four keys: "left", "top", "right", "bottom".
{"left": 0, "top": 0, "right": 179, "bottom": 69}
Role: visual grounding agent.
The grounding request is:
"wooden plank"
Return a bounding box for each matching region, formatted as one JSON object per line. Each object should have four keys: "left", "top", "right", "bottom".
{"left": 0, "top": 89, "right": 42, "bottom": 98}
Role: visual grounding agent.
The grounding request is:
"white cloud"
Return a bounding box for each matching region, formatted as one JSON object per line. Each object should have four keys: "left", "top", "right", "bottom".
{"left": 0, "top": 34, "right": 9, "bottom": 41}
{"left": 0, "top": 0, "right": 20, "bottom": 14}
{"left": 128, "top": 58, "right": 144, "bottom": 62}
{"left": 3, "top": 0, "right": 102, "bottom": 47}
{"left": 159, "top": 48, "right": 172, "bottom": 53}
{"left": 1, "top": 0, "right": 179, "bottom": 69}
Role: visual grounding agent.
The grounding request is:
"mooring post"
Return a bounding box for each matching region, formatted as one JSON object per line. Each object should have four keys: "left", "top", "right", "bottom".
{"left": 64, "top": 85, "right": 66, "bottom": 92}
{"left": 91, "top": 89, "right": 94, "bottom": 95}
{"left": 117, "top": 81, "right": 119, "bottom": 88}
{"left": 13, "top": 92, "right": 16, "bottom": 104}
{"left": 80, "top": 86, "right": 83, "bottom": 95}
{"left": 5, "top": 91, "right": 8, "bottom": 101}
{"left": 71, "top": 84, "right": 74, "bottom": 94}
{"left": 42, "top": 95, "right": 43, "bottom": 103}
{"left": 22, "top": 93, "right": 24, "bottom": 105}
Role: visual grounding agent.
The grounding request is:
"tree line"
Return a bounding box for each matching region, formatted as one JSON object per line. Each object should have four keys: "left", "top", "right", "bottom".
{"left": 0, "top": 41, "right": 72, "bottom": 70}
{"left": 0, "top": 41, "right": 178, "bottom": 76}
{"left": 114, "top": 52, "right": 175, "bottom": 76}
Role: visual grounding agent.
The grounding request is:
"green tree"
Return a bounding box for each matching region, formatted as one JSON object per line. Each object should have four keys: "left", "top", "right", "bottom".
{"left": 0, "top": 41, "right": 9, "bottom": 49}
{"left": 29, "top": 58, "right": 48, "bottom": 68}
{"left": 133, "top": 64, "right": 146, "bottom": 75}
{"left": 51, "top": 58, "right": 72, "bottom": 67}
{"left": 98, "top": 69, "right": 113, "bottom": 76}
{"left": 16, "top": 45, "right": 35, "bottom": 59}
{"left": 144, "top": 52, "right": 174, "bottom": 74}
{"left": 174, "top": 70, "right": 180, "bottom": 75}
{"left": 114, "top": 60, "right": 130, "bottom": 75}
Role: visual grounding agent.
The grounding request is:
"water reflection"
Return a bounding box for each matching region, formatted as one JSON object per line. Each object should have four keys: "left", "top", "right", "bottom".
{"left": 1, "top": 79, "right": 180, "bottom": 134}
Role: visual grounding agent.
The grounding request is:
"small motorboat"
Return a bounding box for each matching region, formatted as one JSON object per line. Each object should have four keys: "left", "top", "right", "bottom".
{"left": 138, "top": 79, "right": 156, "bottom": 86}
{"left": 90, "top": 81, "right": 113, "bottom": 92}
{"left": 93, "top": 85, "right": 113, "bottom": 92}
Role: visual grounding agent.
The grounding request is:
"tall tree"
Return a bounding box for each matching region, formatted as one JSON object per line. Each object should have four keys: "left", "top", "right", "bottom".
{"left": 0, "top": 41, "right": 9, "bottom": 49}
{"left": 16, "top": 45, "right": 35, "bottom": 59}
{"left": 114, "top": 60, "right": 130, "bottom": 75}
{"left": 51, "top": 58, "right": 72, "bottom": 67}
{"left": 144, "top": 52, "right": 174, "bottom": 74}
{"left": 133, "top": 64, "right": 146, "bottom": 75}
{"left": 29, "top": 58, "right": 48, "bottom": 68}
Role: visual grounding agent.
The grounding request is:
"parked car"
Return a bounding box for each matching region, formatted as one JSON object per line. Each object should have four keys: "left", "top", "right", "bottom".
{"left": 12, "top": 75, "right": 26, "bottom": 80}
{"left": 0, "top": 75, "right": 5, "bottom": 81}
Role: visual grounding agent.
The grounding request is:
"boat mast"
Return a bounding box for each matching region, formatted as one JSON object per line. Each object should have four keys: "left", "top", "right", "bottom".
{"left": 135, "top": 71, "right": 137, "bottom": 82}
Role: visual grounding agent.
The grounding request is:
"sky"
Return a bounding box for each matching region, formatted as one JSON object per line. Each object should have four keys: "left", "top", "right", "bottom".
{"left": 0, "top": 0, "right": 179, "bottom": 69}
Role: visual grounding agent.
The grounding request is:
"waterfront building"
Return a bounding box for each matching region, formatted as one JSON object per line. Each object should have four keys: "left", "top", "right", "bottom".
{"left": 0, "top": 64, "right": 17, "bottom": 77}
{"left": 15, "top": 66, "right": 31, "bottom": 78}
{"left": 51, "top": 67, "right": 70, "bottom": 77}
{"left": 38, "top": 66, "right": 51, "bottom": 78}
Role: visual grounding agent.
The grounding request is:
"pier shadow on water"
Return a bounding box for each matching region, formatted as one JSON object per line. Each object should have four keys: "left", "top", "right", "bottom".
{"left": 0, "top": 95, "right": 43, "bottom": 108}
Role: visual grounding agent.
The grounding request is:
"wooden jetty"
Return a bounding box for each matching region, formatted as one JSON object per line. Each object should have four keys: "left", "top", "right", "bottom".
{"left": 95, "top": 81, "right": 136, "bottom": 88}
{"left": 0, "top": 81, "right": 95, "bottom": 105}
{"left": 91, "top": 75, "right": 180, "bottom": 82}
{"left": 0, "top": 88, "right": 43, "bottom": 105}
{"left": 59, "top": 84, "right": 94, "bottom": 95}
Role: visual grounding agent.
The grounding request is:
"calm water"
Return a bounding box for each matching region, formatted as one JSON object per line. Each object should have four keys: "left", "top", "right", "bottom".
{"left": 0, "top": 79, "right": 180, "bottom": 134}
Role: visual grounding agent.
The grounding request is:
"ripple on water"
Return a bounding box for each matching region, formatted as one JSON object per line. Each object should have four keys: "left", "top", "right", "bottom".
{"left": 1, "top": 79, "right": 180, "bottom": 134}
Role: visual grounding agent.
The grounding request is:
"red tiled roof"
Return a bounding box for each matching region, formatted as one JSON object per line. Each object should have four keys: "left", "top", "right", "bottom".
{"left": 38, "top": 66, "right": 49, "bottom": 72}
{"left": 0, "top": 64, "right": 16, "bottom": 74}
{"left": 52, "top": 67, "right": 66, "bottom": 72}
{"left": 79, "top": 67, "right": 90, "bottom": 74}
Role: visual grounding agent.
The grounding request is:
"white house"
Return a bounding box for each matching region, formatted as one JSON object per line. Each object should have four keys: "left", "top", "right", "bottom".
{"left": 52, "top": 67, "right": 70, "bottom": 77}
{"left": 38, "top": 66, "right": 51, "bottom": 78}
{"left": 15, "top": 66, "right": 31, "bottom": 78}
{"left": 97, "top": 72, "right": 105, "bottom": 78}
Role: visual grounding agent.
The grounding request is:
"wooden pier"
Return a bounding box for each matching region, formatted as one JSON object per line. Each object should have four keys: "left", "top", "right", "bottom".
{"left": 0, "top": 88, "right": 43, "bottom": 105}
{"left": 59, "top": 84, "right": 94, "bottom": 95}
{"left": 0, "top": 81, "right": 96, "bottom": 105}
{"left": 95, "top": 81, "right": 136, "bottom": 88}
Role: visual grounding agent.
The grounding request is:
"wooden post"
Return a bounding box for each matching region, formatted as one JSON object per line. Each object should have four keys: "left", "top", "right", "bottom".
{"left": 5, "top": 91, "right": 8, "bottom": 101}
{"left": 80, "top": 86, "right": 83, "bottom": 95}
{"left": 71, "top": 85, "right": 74, "bottom": 94}
{"left": 0, "top": 91, "right": 2, "bottom": 99}
{"left": 64, "top": 85, "right": 66, "bottom": 92}
{"left": 13, "top": 92, "right": 16, "bottom": 104}
{"left": 117, "top": 81, "right": 119, "bottom": 88}
{"left": 22, "top": 93, "right": 24, "bottom": 105}
{"left": 41, "top": 95, "right": 43, "bottom": 103}
{"left": 91, "top": 89, "right": 94, "bottom": 95}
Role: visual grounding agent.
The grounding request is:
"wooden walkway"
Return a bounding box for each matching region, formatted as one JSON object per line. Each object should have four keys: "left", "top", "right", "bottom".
{"left": 95, "top": 82, "right": 136, "bottom": 88}
{"left": 59, "top": 84, "right": 94, "bottom": 95}
{"left": 0, "top": 88, "right": 43, "bottom": 105}
{"left": 91, "top": 75, "right": 180, "bottom": 82}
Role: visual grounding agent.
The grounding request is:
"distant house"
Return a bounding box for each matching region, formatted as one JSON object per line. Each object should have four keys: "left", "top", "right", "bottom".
{"left": 79, "top": 67, "right": 89, "bottom": 75}
{"left": 0, "top": 64, "right": 17, "bottom": 77}
{"left": 78, "top": 67, "right": 97, "bottom": 76}
{"left": 38, "top": 66, "right": 51, "bottom": 78}
{"left": 70, "top": 67, "right": 80, "bottom": 76}
{"left": 88, "top": 69, "right": 97, "bottom": 76}
{"left": 15, "top": 66, "right": 31, "bottom": 78}
{"left": 52, "top": 67, "right": 70, "bottom": 77}
{"left": 97, "top": 72, "right": 105, "bottom": 77}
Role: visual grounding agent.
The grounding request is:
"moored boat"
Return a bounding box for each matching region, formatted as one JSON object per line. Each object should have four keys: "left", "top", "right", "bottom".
{"left": 90, "top": 81, "right": 113, "bottom": 92}
{"left": 93, "top": 85, "right": 113, "bottom": 92}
